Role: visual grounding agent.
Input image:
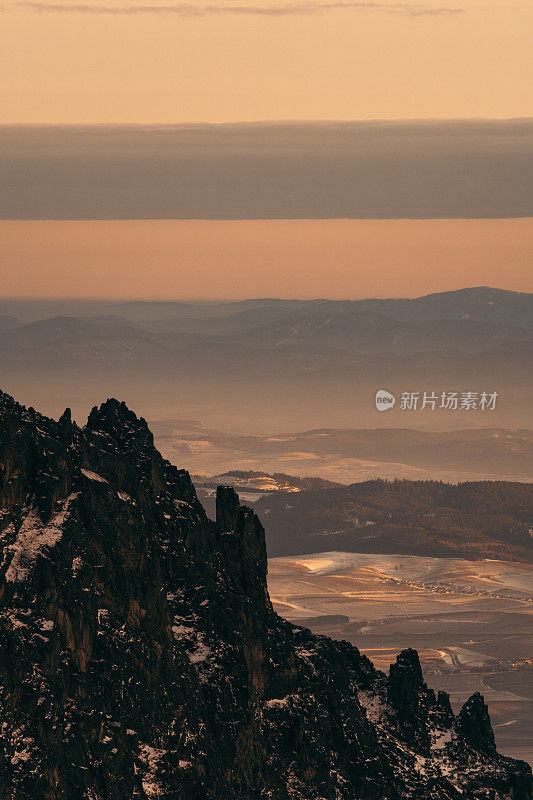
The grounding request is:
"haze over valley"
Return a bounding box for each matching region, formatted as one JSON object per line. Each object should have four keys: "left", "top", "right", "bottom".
{"left": 0, "top": 287, "right": 531, "bottom": 434}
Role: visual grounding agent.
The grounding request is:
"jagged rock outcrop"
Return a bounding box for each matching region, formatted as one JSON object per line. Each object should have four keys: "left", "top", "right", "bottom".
{"left": 454, "top": 693, "right": 496, "bottom": 755}
{"left": 0, "top": 391, "right": 530, "bottom": 800}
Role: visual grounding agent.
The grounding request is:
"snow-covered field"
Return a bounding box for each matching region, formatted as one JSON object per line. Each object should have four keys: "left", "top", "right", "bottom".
{"left": 268, "top": 551, "right": 533, "bottom": 763}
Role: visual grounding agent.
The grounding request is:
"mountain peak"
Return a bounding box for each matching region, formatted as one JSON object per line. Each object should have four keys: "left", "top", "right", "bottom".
{"left": 86, "top": 397, "right": 154, "bottom": 455}
{"left": 87, "top": 396, "right": 148, "bottom": 432}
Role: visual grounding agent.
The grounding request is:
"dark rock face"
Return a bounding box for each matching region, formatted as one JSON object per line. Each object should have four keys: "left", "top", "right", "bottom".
{"left": 0, "top": 390, "right": 531, "bottom": 800}
{"left": 388, "top": 648, "right": 423, "bottom": 718}
{"left": 454, "top": 693, "right": 496, "bottom": 755}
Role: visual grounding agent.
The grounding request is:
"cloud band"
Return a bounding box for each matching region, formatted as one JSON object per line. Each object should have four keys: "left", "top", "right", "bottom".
{"left": 1, "top": 120, "right": 532, "bottom": 219}
{"left": 15, "top": 1, "right": 462, "bottom": 16}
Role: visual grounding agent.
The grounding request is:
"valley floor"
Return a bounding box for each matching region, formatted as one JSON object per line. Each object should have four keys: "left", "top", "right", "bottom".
{"left": 153, "top": 420, "right": 533, "bottom": 484}
{"left": 268, "top": 551, "right": 533, "bottom": 764}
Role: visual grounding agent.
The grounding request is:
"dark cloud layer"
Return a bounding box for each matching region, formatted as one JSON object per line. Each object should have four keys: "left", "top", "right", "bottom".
{"left": 1, "top": 120, "right": 532, "bottom": 219}
{"left": 15, "top": 1, "right": 462, "bottom": 16}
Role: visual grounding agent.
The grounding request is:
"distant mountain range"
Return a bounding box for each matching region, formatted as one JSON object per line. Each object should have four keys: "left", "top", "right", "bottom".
{"left": 0, "top": 287, "right": 531, "bottom": 430}
{"left": 3, "top": 285, "right": 532, "bottom": 332}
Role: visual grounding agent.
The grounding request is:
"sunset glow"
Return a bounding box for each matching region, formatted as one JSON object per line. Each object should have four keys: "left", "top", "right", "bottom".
{"left": 2, "top": 218, "right": 532, "bottom": 299}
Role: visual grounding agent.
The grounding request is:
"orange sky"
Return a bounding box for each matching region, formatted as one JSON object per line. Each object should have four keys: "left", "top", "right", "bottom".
{"left": 1, "top": 1, "right": 532, "bottom": 124}
{"left": 2, "top": 219, "right": 532, "bottom": 299}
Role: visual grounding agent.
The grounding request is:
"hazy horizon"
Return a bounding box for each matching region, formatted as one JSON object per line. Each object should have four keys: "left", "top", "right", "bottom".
{"left": 2, "top": 284, "right": 529, "bottom": 303}
{"left": 2, "top": 220, "right": 532, "bottom": 300}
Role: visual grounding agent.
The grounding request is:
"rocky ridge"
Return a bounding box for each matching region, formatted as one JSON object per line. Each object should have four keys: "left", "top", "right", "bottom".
{"left": 0, "top": 390, "right": 530, "bottom": 799}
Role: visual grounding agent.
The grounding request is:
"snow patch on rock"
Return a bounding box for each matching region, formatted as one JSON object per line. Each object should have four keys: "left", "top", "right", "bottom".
{"left": 81, "top": 469, "right": 108, "bottom": 484}
{"left": 4, "top": 494, "right": 79, "bottom": 583}
{"left": 138, "top": 743, "right": 167, "bottom": 798}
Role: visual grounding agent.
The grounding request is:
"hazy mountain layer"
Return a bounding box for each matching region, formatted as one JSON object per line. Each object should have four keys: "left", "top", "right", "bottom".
{"left": 0, "top": 287, "right": 531, "bottom": 432}
{"left": 154, "top": 424, "right": 533, "bottom": 484}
